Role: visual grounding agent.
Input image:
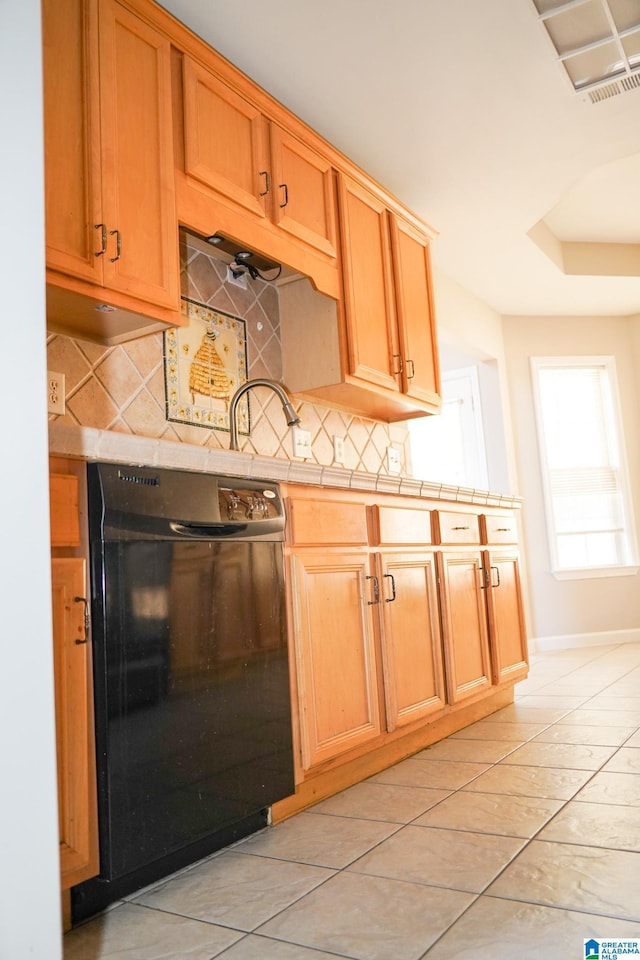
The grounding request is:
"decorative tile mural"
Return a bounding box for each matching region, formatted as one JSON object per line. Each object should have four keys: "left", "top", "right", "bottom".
{"left": 46, "top": 235, "right": 412, "bottom": 476}
{"left": 164, "top": 299, "right": 249, "bottom": 434}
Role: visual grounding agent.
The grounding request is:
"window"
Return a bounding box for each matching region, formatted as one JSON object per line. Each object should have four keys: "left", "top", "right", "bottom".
{"left": 409, "top": 366, "right": 488, "bottom": 489}
{"left": 531, "top": 356, "right": 638, "bottom": 578}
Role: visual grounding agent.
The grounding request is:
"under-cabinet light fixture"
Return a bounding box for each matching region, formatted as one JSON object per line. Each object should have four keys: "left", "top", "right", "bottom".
{"left": 203, "top": 232, "right": 282, "bottom": 280}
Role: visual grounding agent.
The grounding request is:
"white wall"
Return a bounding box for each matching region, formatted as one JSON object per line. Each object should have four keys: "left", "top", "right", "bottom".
{"left": 502, "top": 313, "right": 640, "bottom": 647}
{"left": 0, "top": 2, "right": 62, "bottom": 957}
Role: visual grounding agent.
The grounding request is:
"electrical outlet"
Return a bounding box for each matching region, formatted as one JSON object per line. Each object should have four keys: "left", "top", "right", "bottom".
{"left": 47, "top": 370, "right": 65, "bottom": 415}
{"left": 292, "top": 426, "right": 312, "bottom": 459}
{"left": 227, "top": 264, "right": 248, "bottom": 289}
{"left": 387, "top": 445, "right": 401, "bottom": 474}
{"left": 333, "top": 435, "right": 345, "bottom": 465}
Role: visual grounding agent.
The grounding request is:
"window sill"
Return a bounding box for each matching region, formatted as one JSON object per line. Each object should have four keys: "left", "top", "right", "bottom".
{"left": 552, "top": 565, "right": 640, "bottom": 581}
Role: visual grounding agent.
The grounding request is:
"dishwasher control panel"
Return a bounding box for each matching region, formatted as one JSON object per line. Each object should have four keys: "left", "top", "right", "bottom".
{"left": 219, "top": 485, "right": 281, "bottom": 522}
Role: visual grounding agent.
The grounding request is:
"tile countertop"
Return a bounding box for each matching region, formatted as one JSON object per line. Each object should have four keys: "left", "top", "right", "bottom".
{"left": 48, "top": 422, "right": 523, "bottom": 509}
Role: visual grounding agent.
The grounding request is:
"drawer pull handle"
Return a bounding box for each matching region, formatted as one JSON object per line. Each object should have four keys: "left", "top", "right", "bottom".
{"left": 496, "top": 527, "right": 511, "bottom": 532}
{"left": 366, "top": 575, "right": 379, "bottom": 605}
{"left": 383, "top": 573, "right": 396, "bottom": 603}
{"left": 109, "top": 228, "right": 121, "bottom": 262}
{"left": 279, "top": 183, "right": 289, "bottom": 208}
{"left": 491, "top": 565, "right": 501, "bottom": 588}
{"left": 259, "top": 170, "right": 270, "bottom": 196}
{"left": 94, "top": 223, "right": 107, "bottom": 257}
{"left": 406, "top": 358, "right": 415, "bottom": 380}
{"left": 452, "top": 525, "right": 470, "bottom": 530}
{"left": 73, "top": 596, "right": 90, "bottom": 644}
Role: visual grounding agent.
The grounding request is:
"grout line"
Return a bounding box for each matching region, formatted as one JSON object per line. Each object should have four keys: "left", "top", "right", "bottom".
{"left": 65, "top": 644, "right": 640, "bottom": 957}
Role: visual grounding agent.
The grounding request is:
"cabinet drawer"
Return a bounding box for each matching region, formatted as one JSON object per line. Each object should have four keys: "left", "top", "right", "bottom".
{"left": 287, "top": 498, "right": 368, "bottom": 546}
{"left": 371, "top": 505, "right": 432, "bottom": 546}
{"left": 434, "top": 510, "right": 480, "bottom": 545}
{"left": 49, "top": 474, "right": 81, "bottom": 547}
{"left": 481, "top": 514, "right": 518, "bottom": 545}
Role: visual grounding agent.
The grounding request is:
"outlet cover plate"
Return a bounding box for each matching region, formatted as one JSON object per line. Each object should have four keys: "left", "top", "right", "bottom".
{"left": 333, "top": 435, "right": 345, "bottom": 465}
{"left": 387, "top": 445, "right": 401, "bottom": 474}
{"left": 292, "top": 426, "right": 312, "bottom": 459}
{"left": 47, "top": 370, "right": 65, "bottom": 415}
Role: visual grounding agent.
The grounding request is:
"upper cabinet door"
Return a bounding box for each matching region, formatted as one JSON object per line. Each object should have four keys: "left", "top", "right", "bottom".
{"left": 98, "top": 0, "right": 178, "bottom": 308}
{"left": 42, "top": 0, "right": 103, "bottom": 284}
{"left": 338, "top": 175, "right": 400, "bottom": 392}
{"left": 389, "top": 214, "right": 441, "bottom": 409}
{"left": 270, "top": 126, "right": 337, "bottom": 259}
{"left": 182, "top": 56, "right": 269, "bottom": 220}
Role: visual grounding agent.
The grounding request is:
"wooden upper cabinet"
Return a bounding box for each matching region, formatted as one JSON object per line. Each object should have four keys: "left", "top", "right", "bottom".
{"left": 270, "top": 125, "right": 337, "bottom": 258}
{"left": 182, "top": 56, "right": 269, "bottom": 220}
{"left": 43, "top": 0, "right": 102, "bottom": 285}
{"left": 338, "top": 175, "right": 399, "bottom": 393}
{"left": 336, "top": 173, "right": 441, "bottom": 415}
{"left": 180, "top": 56, "right": 338, "bottom": 261}
{"left": 42, "top": 0, "right": 180, "bottom": 340}
{"left": 97, "top": 0, "right": 178, "bottom": 308}
{"left": 390, "top": 214, "right": 441, "bottom": 408}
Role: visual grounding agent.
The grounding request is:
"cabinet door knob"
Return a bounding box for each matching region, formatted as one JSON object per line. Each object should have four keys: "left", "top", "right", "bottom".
{"left": 491, "top": 565, "right": 501, "bottom": 588}
{"left": 279, "top": 183, "right": 289, "bottom": 208}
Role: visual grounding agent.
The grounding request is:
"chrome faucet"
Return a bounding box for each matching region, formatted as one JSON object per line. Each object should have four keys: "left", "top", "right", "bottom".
{"left": 228, "top": 378, "right": 300, "bottom": 451}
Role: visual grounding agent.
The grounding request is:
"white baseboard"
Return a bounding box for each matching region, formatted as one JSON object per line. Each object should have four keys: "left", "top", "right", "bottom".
{"left": 531, "top": 627, "right": 640, "bottom": 652}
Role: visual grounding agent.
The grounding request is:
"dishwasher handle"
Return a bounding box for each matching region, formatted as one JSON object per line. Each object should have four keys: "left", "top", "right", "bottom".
{"left": 170, "top": 519, "right": 284, "bottom": 541}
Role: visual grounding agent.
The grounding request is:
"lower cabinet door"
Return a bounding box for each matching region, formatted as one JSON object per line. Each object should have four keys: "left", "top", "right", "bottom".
{"left": 289, "top": 551, "right": 382, "bottom": 769}
{"left": 484, "top": 549, "right": 529, "bottom": 684}
{"left": 51, "top": 558, "right": 99, "bottom": 889}
{"left": 437, "top": 551, "right": 492, "bottom": 704}
{"left": 377, "top": 551, "right": 446, "bottom": 731}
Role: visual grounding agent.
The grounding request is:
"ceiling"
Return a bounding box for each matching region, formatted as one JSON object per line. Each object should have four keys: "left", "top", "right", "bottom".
{"left": 159, "top": 0, "right": 640, "bottom": 318}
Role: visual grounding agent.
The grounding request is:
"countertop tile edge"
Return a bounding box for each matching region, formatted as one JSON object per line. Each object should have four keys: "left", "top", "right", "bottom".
{"left": 48, "top": 423, "right": 523, "bottom": 506}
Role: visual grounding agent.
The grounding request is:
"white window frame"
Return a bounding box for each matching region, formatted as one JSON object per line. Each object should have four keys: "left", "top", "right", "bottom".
{"left": 408, "top": 366, "right": 489, "bottom": 490}
{"left": 531, "top": 355, "right": 639, "bottom": 580}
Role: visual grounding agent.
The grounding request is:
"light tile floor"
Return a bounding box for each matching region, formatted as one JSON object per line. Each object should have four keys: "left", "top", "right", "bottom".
{"left": 64, "top": 643, "right": 640, "bottom": 960}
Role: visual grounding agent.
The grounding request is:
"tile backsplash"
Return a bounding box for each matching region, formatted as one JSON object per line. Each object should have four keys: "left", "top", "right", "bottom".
{"left": 47, "top": 238, "right": 411, "bottom": 476}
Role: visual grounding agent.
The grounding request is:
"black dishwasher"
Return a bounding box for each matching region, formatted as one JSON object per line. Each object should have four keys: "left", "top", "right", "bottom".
{"left": 72, "top": 462, "right": 294, "bottom": 921}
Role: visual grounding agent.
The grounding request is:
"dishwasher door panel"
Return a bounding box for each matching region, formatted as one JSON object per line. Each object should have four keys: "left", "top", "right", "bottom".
{"left": 97, "top": 538, "right": 293, "bottom": 880}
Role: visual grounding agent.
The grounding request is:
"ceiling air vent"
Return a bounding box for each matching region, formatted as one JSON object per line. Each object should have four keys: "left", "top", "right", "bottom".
{"left": 531, "top": 0, "right": 640, "bottom": 99}
{"left": 588, "top": 72, "right": 640, "bottom": 103}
